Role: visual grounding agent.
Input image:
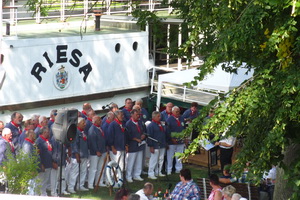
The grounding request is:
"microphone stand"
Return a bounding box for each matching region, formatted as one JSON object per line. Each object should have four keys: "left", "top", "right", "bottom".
{"left": 77, "top": 133, "right": 81, "bottom": 198}
{"left": 58, "top": 142, "right": 64, "bottom": 196}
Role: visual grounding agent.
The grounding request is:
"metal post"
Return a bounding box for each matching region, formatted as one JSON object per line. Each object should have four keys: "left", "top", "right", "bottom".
{"left": 6, "top": 22, "right": 10, "bottom": 35}
{"left": 178, "top": 24, "right": 182, "bottom": 70}
{"left": 94, "top": 10, "right": 102, "bottom": 31}
{"left": 150, "top": 66, "right": 156, "bottom": 94}
{"left": 58, "top": 143, "right": 64, "bottom": 196}
{"left": 153, "top": 34, "right": 156, "bottom": 68}
{"left": 156, "top": 80, "right": 162, "bottom": 111}
{"left": 167, "top": 24, "right": 170, "bottom": 68}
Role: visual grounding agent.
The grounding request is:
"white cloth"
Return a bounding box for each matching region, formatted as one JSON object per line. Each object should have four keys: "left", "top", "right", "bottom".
{"left": 219, "top": 136, "right": 236, "bottom": 149}
{"left": 148, "top": 148, "right": 165, "bottom": 177}
{"left": 38, "top": 168, "right": 51, "bottom": 196}
{"left": 264, "top": 166, "right": 276, "bottom": 180}
{"left": 126, "top": 151, "right": 143, "bottom": 180}
{"left": 88, "top": 153, "right": 107, "bottom": 187}
{"left": 68, "top": 158, "right": 88, "bottom": 190}
{"left": 166, "top": 144, "right": 184, "bottom": 173}
{"left": 110, "top": 151, "right": 125, "bottom": 171}
{"left": 136, "top": 189, "right": 149, "bottom": 200}
{"left": 50, "top": 166, "right": 67, "bottom": 195}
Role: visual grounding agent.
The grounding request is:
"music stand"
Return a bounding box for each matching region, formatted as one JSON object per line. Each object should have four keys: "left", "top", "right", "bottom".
{"left": 200, "top": 139, "right": 217, "bottom": 176}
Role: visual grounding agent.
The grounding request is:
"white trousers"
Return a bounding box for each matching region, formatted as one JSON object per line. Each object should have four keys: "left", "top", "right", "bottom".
{"left": 65, "top": 161, "right": 71, "bottom": 186}
{"left": 27, "top": 176, "right": 38, "bottom": 196}
{"left": 38, "top": 168, "right": 51, "bottom": 196}
{"left": 148, "top": 148, "right": 165, "bottom": 177}
{"left": 87, "top": 153, "right": 107, "bottom": 187}
{"left": 50, "top": 166, "right": 67, "bottom": 195}
{"left": 167, "top": 144, "right": 184, "bottom": 173}
{"left": 68, "top": 158, "right": 88, "bottom": 190}
{"left": 110, "top": 151, "right": 125, "bottom": 171}
{"left": 126, "top": 151, "right": 143, "bottom": 180}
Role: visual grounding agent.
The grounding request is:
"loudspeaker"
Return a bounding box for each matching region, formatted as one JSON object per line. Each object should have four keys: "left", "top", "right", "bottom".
{"left": 52, "top": 108, "right": 78, "bottom": 144}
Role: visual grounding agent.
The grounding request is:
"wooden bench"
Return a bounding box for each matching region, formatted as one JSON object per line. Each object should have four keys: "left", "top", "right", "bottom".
{"left": 197, "top": 178, "right": 260, "bottom": 200}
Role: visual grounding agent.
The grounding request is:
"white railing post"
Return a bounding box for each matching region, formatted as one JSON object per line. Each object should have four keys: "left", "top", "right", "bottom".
{"left": 168, "top": 0, "right": 173, "bottom": 14}
{"left": 183, "top": 85, "right": 186, "bottom": 101}
{"left": 0, "top": 0, "right": 2, "bottom": 40}
{"left": 128, "top": 0, "right": 132, "bottom": 15}
{"left": 60, "top": 0, "right": 65, "bottom": 21}
{"left": 36, "top": 5, "right": 41, "bottom": 24}
{"left": 84, "top": 0, "right": 88, "bottom": 20}
{"left": 106, "top": 0, "right": 111, "bottom": 15}
{"left": 178, "top": 24, "right": 182, "bottom": 70}
{"left": 9, "top": 0, "right": 15, "bottom": 24}
{"left": 149, "top": 0, "right": 154, "bottom": 12}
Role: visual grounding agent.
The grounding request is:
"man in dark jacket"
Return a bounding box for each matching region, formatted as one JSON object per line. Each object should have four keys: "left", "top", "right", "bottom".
{"left": 147, "top": 111, "right": 167, "bottom": 180}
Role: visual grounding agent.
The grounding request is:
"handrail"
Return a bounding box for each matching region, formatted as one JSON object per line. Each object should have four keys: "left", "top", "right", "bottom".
{"left": 2, "top": 0, "right": 170, "bottom": 22}
{"left": 150, "top": 80, "right": 219, "bottom": 106}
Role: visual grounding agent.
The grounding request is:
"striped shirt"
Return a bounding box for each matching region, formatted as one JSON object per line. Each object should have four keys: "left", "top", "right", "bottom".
{"left": 170, "top": 179, "right": 201, "bottom": 200}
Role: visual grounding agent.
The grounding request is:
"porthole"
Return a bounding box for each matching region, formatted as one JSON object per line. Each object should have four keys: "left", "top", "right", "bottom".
{"left": 132, "top": 41, "right": 138, "bottom": 51}
{"left": 115, "top": 43, "right": 121, "bottom": 53}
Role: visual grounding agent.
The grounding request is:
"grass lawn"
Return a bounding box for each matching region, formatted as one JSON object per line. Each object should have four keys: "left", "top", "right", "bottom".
{"left": 68, "top": 163, "right": 209, "bottom": 200}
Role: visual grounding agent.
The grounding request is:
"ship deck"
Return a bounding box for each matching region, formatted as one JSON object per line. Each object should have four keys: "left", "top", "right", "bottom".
{"left": 2, "top": 15, "right": 141, "bottom": 39}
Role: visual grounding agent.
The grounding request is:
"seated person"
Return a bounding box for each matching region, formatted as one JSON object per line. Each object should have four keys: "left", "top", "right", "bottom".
{"left": 170, "top": 168, "right": 201, "bottom": 200}
{"left": 263, "top": 165, "right": 276, "bottom": 185}
{"left": 222, "top": 185, "right": 247, "bottom": 200}
{"left": 222, "top": 185, "right": 236, "bottom": 200}
{"left": 208, "top": 174, "right": 222, "bottom": 200}
{"left": 128, "top": 194, "right": 140, "bottom": 200}
{"left": 136, "top": 182, "right": 154, "bottom": 200}
{"left": 115, "top": 188, "right": 129, "bottom": 200}
{"left": 260, "top": 165, "right": 276, "bottom": 200}
{"left": 220, "top": 164, "right": 250, "bottom": 184}
{"left": 219, "top": 165, "right": 237, "bottom": 184}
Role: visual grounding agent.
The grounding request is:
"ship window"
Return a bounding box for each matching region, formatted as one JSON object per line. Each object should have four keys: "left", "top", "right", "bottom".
{"left": 115, "top": 43, "right": 121, "bottom": 53}
{"left": 132, "top": 42, "right": 138, "bottom": 51}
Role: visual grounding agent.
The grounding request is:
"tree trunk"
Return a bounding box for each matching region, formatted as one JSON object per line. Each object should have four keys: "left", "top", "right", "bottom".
{"left": 273, "top": 143, "right": 300, "bottom": 200}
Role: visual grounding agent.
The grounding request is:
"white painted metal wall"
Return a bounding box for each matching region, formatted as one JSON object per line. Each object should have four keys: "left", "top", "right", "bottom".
{"left": 0, "top": 31, "right": 149, "bottom": 118}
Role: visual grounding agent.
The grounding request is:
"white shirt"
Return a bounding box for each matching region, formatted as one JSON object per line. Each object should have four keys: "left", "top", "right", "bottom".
{"left": 136, "top": 189, "right": 149, "bottom": 200}
{"left": 263, "top": 166, "right": 276, "bottom": 180}
{"left": 219, "top": 136, "right": 236, "bottom": 149}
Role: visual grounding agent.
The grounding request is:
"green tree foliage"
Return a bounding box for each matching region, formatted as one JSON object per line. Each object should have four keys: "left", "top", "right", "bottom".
{"left": 132, "top": 0, "right": 300, "bottom": 198}
{"left": 0, "top": 150, "right": 40, "bottom": 194}
{"left": 165, "top": 0, "right": 300, "bottom": 198}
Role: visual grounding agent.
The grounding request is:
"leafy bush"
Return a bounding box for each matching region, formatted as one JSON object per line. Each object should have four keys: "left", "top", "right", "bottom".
{"left": 0, "top": 150, "right": 40, "bottom": 194}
